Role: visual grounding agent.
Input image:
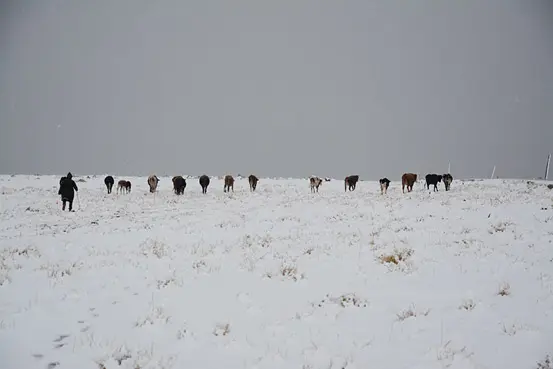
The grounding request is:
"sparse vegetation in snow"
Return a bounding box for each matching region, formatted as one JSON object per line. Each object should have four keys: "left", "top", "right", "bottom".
{"left": 0, "top": 175, "right": 552, "bottom": 369}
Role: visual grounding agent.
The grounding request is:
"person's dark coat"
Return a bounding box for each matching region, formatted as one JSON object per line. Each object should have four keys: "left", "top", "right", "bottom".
{"left": 58, "top": 172, "right": 78, "bottom": 201}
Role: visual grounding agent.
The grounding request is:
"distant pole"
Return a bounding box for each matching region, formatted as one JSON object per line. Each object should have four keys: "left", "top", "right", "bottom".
{"left": 448, "top": 162, "right": 451, "bottom": 174}
{"left": 544, "top": 153, "right": 551, "bottom": 180}
{"left": 491, "top": 166, "right": 496, "bottom": 179}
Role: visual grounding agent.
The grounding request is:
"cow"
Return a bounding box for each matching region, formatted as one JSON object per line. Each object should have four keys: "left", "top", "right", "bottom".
{"left": 401, "top": 173, "right": 417, "bottom": 193}
{"left": 199, "top": 175, "right": 210, "bottom": 194}
{"left": 379, "top": 178, "right": 391, "bottom": 195}
{"left": 104, "top": 175, "right": 114, "bottom": 194}
{"left": 442, "top": 173, "right": 453, "bottom": 191}
{"left": 309, "top": 176, "right": 323, "bottom": 193}
{"left": 147, "top": 175, "right": 159, "bottom": 193}
{"left": 248, "top": 174, "right": 259, "bottom": 191}
{"left": 344, "top": 175, "right": 360, "bottom": 192}
{"left": 172, "top": 176, "right": 186, "bottom": 195}
{"left": 425, "top": 174, "right": 443, "bottom": 192}
{"left": 117, "top": 180, "right": 131, "bottom": 194}
{"left": 224, "top": 175, "right": 234, "bottom": 192}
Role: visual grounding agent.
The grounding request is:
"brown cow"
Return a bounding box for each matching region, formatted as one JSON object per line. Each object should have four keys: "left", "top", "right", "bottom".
{"left": 117, "top": 180, "right": 131, "bottom": 194}
{"left": 401, "top": 173, "right": 417, "bottom": 193}
{"left": 310, "top": 176, "right": 323, "bottom": 193}
{"left": 344, "top": 175, "right": 359, "bottom": 192}
{"left": 147, "top": 175, "right": 159, "bottom": 193}
{"left": 248, "top": 174, "right": 259, "bottom": 191}
{"left": 224, "top": 175, "right": 234, "bottom": 192}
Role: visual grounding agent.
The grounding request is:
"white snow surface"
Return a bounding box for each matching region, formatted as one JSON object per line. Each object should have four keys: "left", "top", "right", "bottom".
{"left": 1, "top": 175, "right": 552, "bottom": 369}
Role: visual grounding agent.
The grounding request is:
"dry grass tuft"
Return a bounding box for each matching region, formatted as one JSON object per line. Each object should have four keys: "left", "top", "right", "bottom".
{"left": 213, "top": 323, "right": 230, "bottom": 336}
{"left": 140, "top": 238, "right": 169, "bottom": 259}
{"left": 488, "top": 221, "right": 513, "bottom": 234}
{"left": 498, "top": 282, "right": 511, "bottom": 296}
{"left": 459, "top": 299, "right": 476, "bottom": 311}
{"left": 537, "top": 355, "right": 551, "bottom": 369}
{"left": 134, "top": 306, "right": 170, "bottom": 327}
{"left": 315, "top": 293, "right": 368, "bottom": 308}
{"left": 279, "top": 262, "right": 304, "bottom": 281}
{"left": 396, "top": 304, "right": 430, "bottom": 321}
{"left": 379, "top": 248, "right": 414, "bottom": 265}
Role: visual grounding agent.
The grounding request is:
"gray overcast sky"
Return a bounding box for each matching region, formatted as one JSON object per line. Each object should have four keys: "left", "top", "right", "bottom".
{"left": 1, "top": 0, "right": 552, "bottom": 180}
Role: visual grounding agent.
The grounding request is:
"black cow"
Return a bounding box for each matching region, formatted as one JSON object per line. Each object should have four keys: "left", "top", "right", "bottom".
{"left": 425, "top": 174, "right": 443, "bottom": 192}
{"left": 344, "top": 175, "right": 359, "bottom": 192}
{"left": 442, "top": 173, "right": 453, "bottom": 191}
{"left": 104, "top": 175, "right": 114, "bottom": 194}
{"left": 248, "top": 174, "right": 259, "bottom": 191}
{"left": 172, "top": 176, "right": 186, "bottom": 195}
{"left": 199, "top": 175, "right": 210, "bottom": 194}
{"left": 379, "top": 178, "right": 390, "bottom": 195}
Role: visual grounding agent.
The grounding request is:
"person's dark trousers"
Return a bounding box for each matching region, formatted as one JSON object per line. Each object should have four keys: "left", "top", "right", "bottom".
{"left": 62, "top": 197, "right": 73, "bottom": 211}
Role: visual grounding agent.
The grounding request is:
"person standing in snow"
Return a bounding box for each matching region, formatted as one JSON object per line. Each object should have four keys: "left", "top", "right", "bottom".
{"left": 58, "top": 172, "right": 78, "bottom": 211}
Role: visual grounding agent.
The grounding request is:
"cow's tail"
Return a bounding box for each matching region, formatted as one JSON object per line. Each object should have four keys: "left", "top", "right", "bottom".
{"left": 344, "top": 179, "right": 347, "bottom": 192}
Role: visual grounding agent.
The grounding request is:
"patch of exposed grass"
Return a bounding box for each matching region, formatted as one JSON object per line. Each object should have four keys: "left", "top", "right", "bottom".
{"left": 396, "top": 304, "right": 430, "bottom": 321}
{"left": 459, "top": 299, "right": 476, "bottom": 311}
{"left": 498, "top": 282, "right": 511, "bottom": 296}
{"left": 537, "top": 355, "right": 551, "bottom": 369}
{"left": 378, "top": 248, "right": 414, "bottom": 265}
{"left": 213, "top": 323, "right": 230, "bottom": 336}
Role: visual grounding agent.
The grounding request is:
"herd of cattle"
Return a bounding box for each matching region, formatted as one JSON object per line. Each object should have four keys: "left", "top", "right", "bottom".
{"left": 100, "top": 172, "right": 454, "bottom": 195}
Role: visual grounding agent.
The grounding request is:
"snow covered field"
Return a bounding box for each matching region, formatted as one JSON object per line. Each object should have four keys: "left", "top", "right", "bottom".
{"left": 1, "top": 174, "right": 552, "bottom": 369}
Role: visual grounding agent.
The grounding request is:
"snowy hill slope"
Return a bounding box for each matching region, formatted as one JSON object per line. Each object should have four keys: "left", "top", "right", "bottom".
{"left": 0, "top": 175, "right": 552, "bottom": 369}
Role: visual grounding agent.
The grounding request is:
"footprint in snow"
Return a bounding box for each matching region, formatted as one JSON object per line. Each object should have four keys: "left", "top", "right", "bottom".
{"left": 236, "top": 292, "right": 252, "bottom": 305}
